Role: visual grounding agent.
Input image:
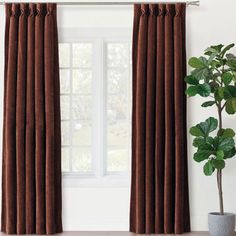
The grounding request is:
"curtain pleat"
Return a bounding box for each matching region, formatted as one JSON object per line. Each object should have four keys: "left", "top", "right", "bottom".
{"left": 2, "top": 3, "right": 62, "bottom": 234}
{"left": 155, "top": 5, "right": 165, "bottom": 233}
{"left": 145, "top": 4, "right": 157, "bottom": 233}
{"left": 130, "top": 4, "right": 190, "bottom": 234}
{"left": 16, "top": 3, "right": 27, "bottom": 233}
{"left": 164, "top": 4, "right": 175, "bottom": 233}
{"left": 26, "top": 4, "right": 36, "bottom": 233}
{"left": 35, "top": 4, "right": 46, "bottom": 233}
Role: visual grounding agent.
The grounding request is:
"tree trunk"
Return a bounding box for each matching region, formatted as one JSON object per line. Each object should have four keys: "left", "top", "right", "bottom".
{"left": 217, "top": 103, "right": 224, "bottom": 215}
{"left": 217, "top": 169, "right": 224, "bottom": 215}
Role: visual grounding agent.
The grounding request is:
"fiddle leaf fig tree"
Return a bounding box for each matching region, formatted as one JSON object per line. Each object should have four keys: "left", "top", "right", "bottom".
{"left": 185, "top": 43, "right": 236, "bottom": 215}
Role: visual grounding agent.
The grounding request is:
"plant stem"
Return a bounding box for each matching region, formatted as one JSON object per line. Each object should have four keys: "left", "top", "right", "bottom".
{"left": 217, "top": 102, "right": 224, "bottom": 215}
{"left": 218, "top": 103, "right": 223, "bottom": 129}
{"left": 217, "top": 169, "right": 224, "bottom": 215}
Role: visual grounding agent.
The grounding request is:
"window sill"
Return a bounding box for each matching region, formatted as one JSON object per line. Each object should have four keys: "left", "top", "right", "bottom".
{"left": 62, "top": 172, "right": 131, "bottom": 188}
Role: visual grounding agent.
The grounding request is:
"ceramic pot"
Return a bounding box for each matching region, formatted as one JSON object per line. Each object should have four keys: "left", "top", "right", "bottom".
{"left": 208, "top": 212, "right": 235, "bottom": 236}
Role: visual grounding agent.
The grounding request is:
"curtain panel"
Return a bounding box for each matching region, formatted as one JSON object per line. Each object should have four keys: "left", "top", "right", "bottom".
{"left": 130, "top": 3, "right": 190, "bottom": 234}
{"left": 1, "top": 3, "right": 62, "bottom": 234}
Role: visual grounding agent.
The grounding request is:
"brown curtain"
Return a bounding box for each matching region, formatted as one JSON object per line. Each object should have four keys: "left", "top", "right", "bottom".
{"left": 130, "top": 3, "right": 190, "bottom": 234}
{"left": 1, "top": 3, "right": 62, "bottom": 234}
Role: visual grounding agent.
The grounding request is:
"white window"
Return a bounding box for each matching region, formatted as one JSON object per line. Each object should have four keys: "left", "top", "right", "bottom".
{"left": 59, "top": 29, "right": 132, "bottom": 186}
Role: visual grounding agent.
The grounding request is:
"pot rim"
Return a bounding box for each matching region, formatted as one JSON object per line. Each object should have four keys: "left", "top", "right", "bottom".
{"left": 209, "top": 212, "right": 235, "bottom": 217}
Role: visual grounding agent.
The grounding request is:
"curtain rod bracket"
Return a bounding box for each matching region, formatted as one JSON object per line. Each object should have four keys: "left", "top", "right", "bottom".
{"left": 187, "top": 0, "right": 199, "bottom": 6}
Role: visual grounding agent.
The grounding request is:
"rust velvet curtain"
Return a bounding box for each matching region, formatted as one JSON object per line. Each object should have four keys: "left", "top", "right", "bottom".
{"left": 130, "top": 3, "right": 190, "bottom": 234}
{"left": 1, "top": 3, "right": 62, "bottom": 234}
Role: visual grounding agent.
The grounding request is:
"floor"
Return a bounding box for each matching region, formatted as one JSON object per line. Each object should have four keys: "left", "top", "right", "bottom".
{"left": 63, "top": 232, "right": 236, "bottom": 236}
{"left": 2, "top": 232, "right": 235, "bottom": 236}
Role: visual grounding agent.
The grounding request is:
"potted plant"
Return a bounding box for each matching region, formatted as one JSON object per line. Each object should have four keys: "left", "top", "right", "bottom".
{"left": 185, "top": 43, "right": 236, "bottom": 236}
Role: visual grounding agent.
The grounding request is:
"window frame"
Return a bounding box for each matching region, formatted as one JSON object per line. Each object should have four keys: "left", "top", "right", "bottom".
{"left": 59, "top": 28, "right": 132, "bottom": 187}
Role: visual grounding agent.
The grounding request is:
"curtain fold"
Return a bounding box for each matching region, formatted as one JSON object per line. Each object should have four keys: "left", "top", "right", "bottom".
{"left": 1, "top": 3, "right": 62, "bottom": 234}
{"left": 130, "top": 3, "right": 190, "bottom": 234}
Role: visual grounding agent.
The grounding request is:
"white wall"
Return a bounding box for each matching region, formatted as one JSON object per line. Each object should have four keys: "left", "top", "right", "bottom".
{"left": 0, "top": 0, "right": 236, "bottom": 232}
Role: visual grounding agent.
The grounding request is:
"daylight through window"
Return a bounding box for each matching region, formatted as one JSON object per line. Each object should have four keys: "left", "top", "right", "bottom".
{"left": 59, "top": 30, "right": 132, "bottom": 179}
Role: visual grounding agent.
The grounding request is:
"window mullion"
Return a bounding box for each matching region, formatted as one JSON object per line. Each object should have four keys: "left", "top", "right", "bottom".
{"left": 69, "top": 43, "right": 73, "bottom": 172}
{"left": 92, "top": 39, "right": 104, "bottom": 178}
{"left": 95, "top": 38, "right": 106, "bottom": 178}
{"left": 101, "top": 39, "right": 107, "bottom": 177}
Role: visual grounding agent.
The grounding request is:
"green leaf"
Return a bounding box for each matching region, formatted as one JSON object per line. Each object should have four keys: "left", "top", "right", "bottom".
{"left": 205, "top": 47, "right": 218, "bottom": 56}
{"left": 217, "top": 128, "right": 235, "bottom": 138}
{"left": 226, "top": 53, "right": 236, "bottom": 60}
{"left": 199, "top": 56, "right": 208, "bottom": 65}
{"left": 224, "top": 85, "right": 236, "bottom": 99}
{"left": 221, "top": 43, "right": 235, "bottom": 57}
{"left": 208, "top": 52, "right": 218, "bottom": 64}
{"left": 189, "top": 57, "right": 206, "bottom": 68}
{"left": 211, "top": 44, "right": 224, "bottom": 52}
{"left": 216, "top": 150, "right": 224, "bottom": 160}
{"left": 201, "top": 101, "right": 216, "bottom": 107}
{"left": 193, "top": 137, "right": 204, "bottom": 147}
{"left": 224, "top": 147, "right": 236, "bottom": 159}
{"left": 212, "top": 159, "right": 225, "bottom": 169}
{"left": 191, "top": 68, "right": 209, "bottom": 81}
{"left": 190, "top": 117, "right": 218, "bottom": 138}
{"left": 222, "top": 73, "right": 233, "bottom": 85}
{"left": 186, "top": 84, "right": 211, "bottom": 97}
{"left": 225, "top": 98, "right": 236, "bottom": 114}
{"left": 190, "top": 126, "right": 204, "bottom": 137}
{"left": 185, "top": 75, "right": 199, "bottom": 85}
{"left": 203, "top": 160, "right": 215, "bottom": 176}
{"left": 215, "top": 87, "right": 224, "bottom": 101}
{"left": 197, "top": 84, "right": 211, "bottom": 97}
{"left": 186, "top": 86, "right": 198, "bottom": 96}
{"left": 193, "top": 137, "right": 215, "bottom": 149}
{"left": 223, "top": 88, "right": 232, "bottom": 99}
{"left": 226, "top": 54, "right": 236, "bottom": 70}
{"left": 204, "top": 117, "right": 218, "bottom": 133}
{"left": 194, "top": 150, "right": 212, "bottom": 162}
{"left": 210, "top": 60, "right": 221, "bottom": 69}
{"left": 227, "top": 86, "right": 236, "bottom": 97}
{"left": 221, "top": 128, "right": 235, "bottom": 138}
{"left": 216, "top": 137, "right": 235, "bottom": 152}
{"left": 217, "top": 129, "right": 225, "bottom": 136}
{"left": 199, "top": 117, "right": 218, "bottom": 136}
{"left": 233, "top": 72, "right": 236, "bottom": 82}
{"left": 206, "top": 137, "right": 215, "bottom": 144}
{"left": 198, "top": 142, "right": 214, "bottom": 151}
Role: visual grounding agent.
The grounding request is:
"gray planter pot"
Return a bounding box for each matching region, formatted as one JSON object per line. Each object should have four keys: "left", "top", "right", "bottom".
{"left": 208, "top": 212, "right": 235, "bottom": 236}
